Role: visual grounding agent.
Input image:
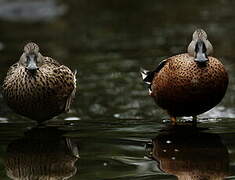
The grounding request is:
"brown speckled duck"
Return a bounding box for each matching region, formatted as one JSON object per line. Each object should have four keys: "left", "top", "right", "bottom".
{"left": 141, "top": 29, "right": 228, "bottom": 125}
{"left": 2, "top": 42, "right": 77, "bottom": 122}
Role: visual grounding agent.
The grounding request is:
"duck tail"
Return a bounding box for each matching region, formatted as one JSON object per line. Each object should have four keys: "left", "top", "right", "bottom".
{"left": 73, "top": 69, "right": 78, "bottom": 76}
{"left": 73, "top": 69, "right": 78, "bottom": 86}
{"left": 140, "top": 67, "right": 154, "bottom": 85}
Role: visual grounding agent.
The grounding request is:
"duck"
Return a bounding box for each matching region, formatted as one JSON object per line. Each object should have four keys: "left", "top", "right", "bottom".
{"left": 141, "top": 29, "right": 228, "bottom": 125}
{"left": 2, "top": 42, "right": 77, "bottom": 122}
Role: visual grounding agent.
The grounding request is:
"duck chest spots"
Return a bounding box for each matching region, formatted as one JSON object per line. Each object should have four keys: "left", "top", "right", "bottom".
{"left": 149, "top": 53, "right": 228, "bottom": 117}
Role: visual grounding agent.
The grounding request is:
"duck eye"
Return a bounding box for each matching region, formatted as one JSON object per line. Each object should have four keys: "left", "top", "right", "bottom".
{"left": 26, "top": 55, "right": 30, "bottom": 62}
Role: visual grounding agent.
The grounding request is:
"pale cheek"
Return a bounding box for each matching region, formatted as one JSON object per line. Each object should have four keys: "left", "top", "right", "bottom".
{"left": 206, "top": 41, "right": 213, "bottom": 55}
{"left": 37, "top": 61, "right": 43, "bottom": 67}
{"left": 19, "top": 61, "right": 27, "bottom": 67}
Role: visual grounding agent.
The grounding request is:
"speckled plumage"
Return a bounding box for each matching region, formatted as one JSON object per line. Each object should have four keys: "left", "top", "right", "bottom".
{"left": 2, "top": 43, "right": 76, "bottom": 121}
{"left": 152, "top": 53, "right": 228, "bottom": 116}
{"left": 141, "top": 29, "right": 228, "bottom": 124}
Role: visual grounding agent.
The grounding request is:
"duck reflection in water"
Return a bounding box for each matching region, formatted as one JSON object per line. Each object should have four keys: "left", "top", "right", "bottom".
{"left": 4, "top": 127, "right": 79, "bottom": 180}
{"left": 146, "top": 126, "right": 229, "bottom": 180}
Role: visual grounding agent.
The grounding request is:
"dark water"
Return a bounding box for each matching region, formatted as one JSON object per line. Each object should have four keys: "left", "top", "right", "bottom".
{"left": 0, "top": 0, "right": 235, "bottom": 179}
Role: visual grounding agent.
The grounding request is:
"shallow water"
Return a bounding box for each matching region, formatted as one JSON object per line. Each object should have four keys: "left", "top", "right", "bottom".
{"left": 0, "top": 0, "right": 235, "bottom": 179}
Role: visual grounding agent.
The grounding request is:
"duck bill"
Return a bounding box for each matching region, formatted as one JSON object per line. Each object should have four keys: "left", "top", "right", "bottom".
{"left": 194, "top": 40, "right": 208, "bottom": 63}
{"left": 26, "top": 55, "right": 38, "bottom": 72}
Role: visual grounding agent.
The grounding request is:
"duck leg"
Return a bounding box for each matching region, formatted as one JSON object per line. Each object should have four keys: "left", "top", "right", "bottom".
{"left": 170, "top": 116, "right": 177, "bottom": 125}
{"left": 192, "top": 116, "right": 197, "bottom": 127}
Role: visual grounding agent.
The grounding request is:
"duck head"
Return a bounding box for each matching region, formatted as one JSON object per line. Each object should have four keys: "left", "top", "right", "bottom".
{"left": 188, "top": 29, "right": 213, "bottom": 64}
{"left": 19, "top": 42, "right": 44, "bottom": 74}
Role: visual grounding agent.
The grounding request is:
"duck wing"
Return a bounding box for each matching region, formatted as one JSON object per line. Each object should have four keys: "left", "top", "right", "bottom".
{"left": 140, "top": 59, "right": 167, "bottom": 84}
{"left": 65, "top": 69, "right": 77, "bottom": 112}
